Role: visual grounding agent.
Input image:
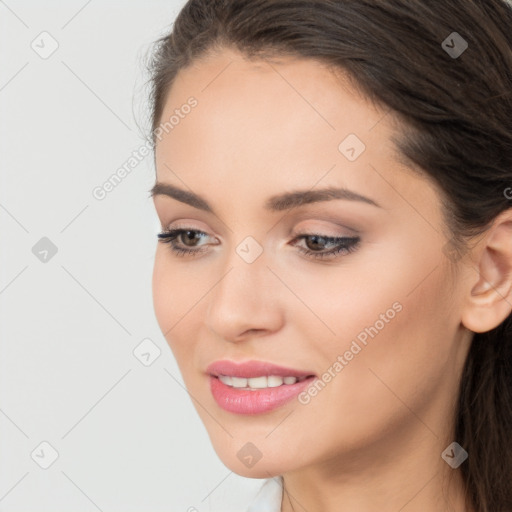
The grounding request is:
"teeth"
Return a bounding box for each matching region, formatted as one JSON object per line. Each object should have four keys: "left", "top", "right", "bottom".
{"left": 247, "top": 376, "right": 268, "bottom": 389}
{"left": 231, "top": 376, "right": 247, "bottom": 387}
{"left": 217, "top": 375, "right": 307, "bottom": 389}
{"left": 218, "top": 375, "right": 234, "bottom": 386}
{"left": 267, "top": 376, "right": 285, "bottom": 387}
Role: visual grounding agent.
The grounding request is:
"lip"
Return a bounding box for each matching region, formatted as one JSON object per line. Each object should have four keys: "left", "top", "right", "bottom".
{"left": 206, "top": 359, "right": 316, "bottom": 379}
{"left": 209, "top": 374, "right": 316, "bottom": 415}
{"left": 206, "top": 359, "right": 317, "bottom": 415}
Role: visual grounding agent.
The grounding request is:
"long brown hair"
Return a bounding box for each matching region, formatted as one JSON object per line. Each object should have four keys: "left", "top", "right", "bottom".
{"left": 144, "top": 1, "right": 512, "bottom": 510}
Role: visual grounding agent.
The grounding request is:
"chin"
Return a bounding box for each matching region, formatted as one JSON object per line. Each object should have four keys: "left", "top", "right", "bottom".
{"left": 212, "top": 444, "right": 292, "bottom": 478}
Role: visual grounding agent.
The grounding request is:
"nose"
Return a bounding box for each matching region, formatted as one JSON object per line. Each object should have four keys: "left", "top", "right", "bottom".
{"left": 205, "top": 251, "right": 285, "bottom": 343}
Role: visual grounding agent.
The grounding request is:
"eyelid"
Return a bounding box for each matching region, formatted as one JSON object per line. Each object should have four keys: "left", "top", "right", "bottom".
{"left": 291, "top": 221, "right": 360, "bottom": 238}
{"left": 292, "top": 227, "right": 357, "bottom": 239}
{"left": 163, "top": 220, "right": 360, "bottom": 244}
{"left": 164, "top": 220, "right": 214, "bottom": 234}
{"left": 288, "top": 210, "right": 363, "bottom": 234}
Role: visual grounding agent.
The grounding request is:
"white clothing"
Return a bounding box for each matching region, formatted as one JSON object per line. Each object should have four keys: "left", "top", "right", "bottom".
{"left": 245, "top": 476, "right": 284, "bottom": 512}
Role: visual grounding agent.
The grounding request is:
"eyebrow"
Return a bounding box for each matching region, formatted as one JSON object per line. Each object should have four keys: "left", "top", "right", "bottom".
{"left": 149, "top": 182, "right": 382, "bottom": 213}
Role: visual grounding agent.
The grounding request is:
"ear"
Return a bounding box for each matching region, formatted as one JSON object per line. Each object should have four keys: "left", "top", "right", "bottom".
{"left": 461, "top": 209, "right": 512, "bottom": 333}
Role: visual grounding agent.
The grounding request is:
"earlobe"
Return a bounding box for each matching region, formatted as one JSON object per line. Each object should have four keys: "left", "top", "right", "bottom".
{"left": 461, "top": 210, "right": 512, "bottom": 334}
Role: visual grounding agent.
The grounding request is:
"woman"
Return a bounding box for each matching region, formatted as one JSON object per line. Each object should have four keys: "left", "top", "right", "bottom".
{"left": 146, "top": 1, "right": 512, "bottom": 510}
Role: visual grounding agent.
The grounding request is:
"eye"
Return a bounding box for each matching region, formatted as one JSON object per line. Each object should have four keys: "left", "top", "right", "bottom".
{"left": 290, "top": 233, "right": 360, "bottom": 260}
{"left": 157, "top": 228, "right": 214, "bottom": 257}
{"left": 157, "top": 228, "right": 360, "bottom": 261}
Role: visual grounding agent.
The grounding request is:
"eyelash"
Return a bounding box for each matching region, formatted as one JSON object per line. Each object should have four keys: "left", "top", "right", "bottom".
{"left": 157, "top": 228, "right": 360, "bottom": 261}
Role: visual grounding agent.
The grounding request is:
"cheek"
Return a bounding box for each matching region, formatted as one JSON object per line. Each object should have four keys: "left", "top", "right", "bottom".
{"left": 152, "top": 248, "right": 205, "bottom": 335}
{"left": 294, "top": 256, "right": 453, "bottom": 439}
{"left": 152, "top": 249, "right": 175, "bottom": 334}
{"left": 152, "top": 248, "right": 226, "bottom": 385}
{"left": 151, "top": 252, "right": 200, "bottom": 393}
{"left": 286, "top": 235, "right": 450, "bottom": 384}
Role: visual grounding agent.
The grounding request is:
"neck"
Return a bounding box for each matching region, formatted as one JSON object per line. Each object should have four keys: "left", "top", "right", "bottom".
{"left": 280, "top": 422, "right": 473, "bottom": 512}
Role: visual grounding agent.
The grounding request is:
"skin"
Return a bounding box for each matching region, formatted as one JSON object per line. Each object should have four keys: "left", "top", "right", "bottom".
{"left": 151, "top": 47, "right": 512, "bottom": 512}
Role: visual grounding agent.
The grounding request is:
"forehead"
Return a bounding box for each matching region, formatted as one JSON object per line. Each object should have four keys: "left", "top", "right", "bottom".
{"left": 157, "top": 48, "right": 390, "bottom": 148}
{"left": 154, "top": 47, "right": 430, "bottom": 217}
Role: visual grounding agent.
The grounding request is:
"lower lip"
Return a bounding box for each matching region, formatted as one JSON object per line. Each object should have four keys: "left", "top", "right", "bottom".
{"left": 209, "top": 375, "right": 316, "bottom": 415}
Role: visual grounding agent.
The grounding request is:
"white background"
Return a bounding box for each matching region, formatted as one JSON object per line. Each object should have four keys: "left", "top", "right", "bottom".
{"left": 0, "top": 1, "right": 263, "bottom": 510}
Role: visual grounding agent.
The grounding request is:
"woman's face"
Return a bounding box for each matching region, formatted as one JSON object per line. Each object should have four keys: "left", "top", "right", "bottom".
{"left": 151, "top": 47, "right": 473, "bottom": 478}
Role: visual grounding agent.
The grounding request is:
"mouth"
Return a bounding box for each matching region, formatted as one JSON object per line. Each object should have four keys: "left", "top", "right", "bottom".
{"left": 206, "top": 359, "right": 316, "bottom": 380}
{"left": 206, "top": 359, "right": 317, "bottom": 414}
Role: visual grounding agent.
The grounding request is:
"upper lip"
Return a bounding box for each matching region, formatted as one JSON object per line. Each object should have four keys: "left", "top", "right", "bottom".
{"left": 206, "top": 359, "right": 316, "bottom": 379}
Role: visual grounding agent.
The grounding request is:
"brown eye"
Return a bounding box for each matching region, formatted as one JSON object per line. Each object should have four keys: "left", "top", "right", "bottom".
{"left": 179, "top": 230, "right": 203, "bottom": 247}
{"left": 303, "top": 235, "right": 330, "bottom": 251}
{"left": 157, "top": 228, "right": 212, "bottom": 257}
{"left": 291, "top": 234, "right": 360, "bottom": 260}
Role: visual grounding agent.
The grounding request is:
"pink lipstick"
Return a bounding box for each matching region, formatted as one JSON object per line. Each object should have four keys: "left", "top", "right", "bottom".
{"left": 207, "top": 359, "right": 316, "bottom": 415}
